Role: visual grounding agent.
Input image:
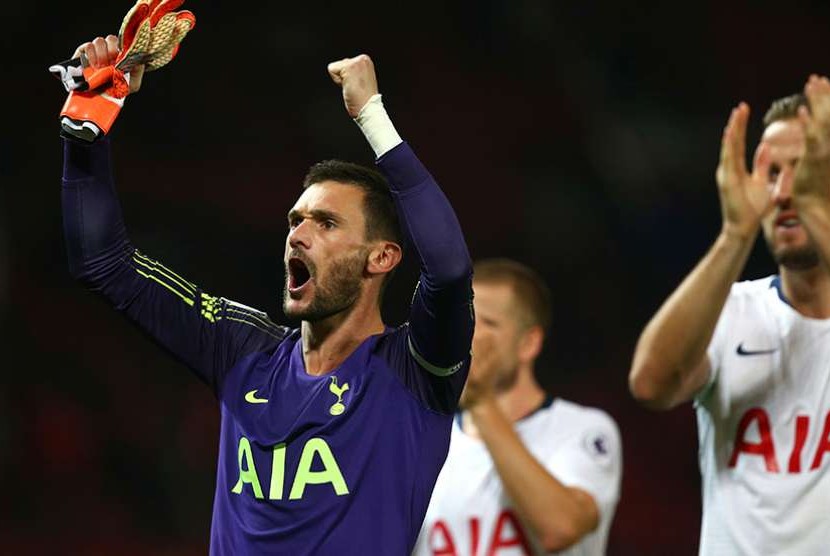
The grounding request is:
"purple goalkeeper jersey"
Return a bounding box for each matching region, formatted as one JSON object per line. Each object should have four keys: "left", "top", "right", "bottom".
{"left": 61, "top": 137, "right": 474, "bottom": 555}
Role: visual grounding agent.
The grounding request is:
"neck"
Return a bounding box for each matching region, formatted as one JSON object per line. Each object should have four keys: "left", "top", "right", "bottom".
{"left": 495, "top": 366, "right": 547, "bottom": 422}
{"left": 780, "top": 265, "right": 830, "bottom": 318}
{"left": 301, "top": 295, "right": 385, "bottom": 376}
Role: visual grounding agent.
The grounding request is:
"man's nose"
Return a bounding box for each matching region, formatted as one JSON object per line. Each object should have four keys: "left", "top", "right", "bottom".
{"left": 288, "top": 219, "right": 311, "bottom": 249}
{"left": 772, "top": 168, "right": 794, "bottom": 205}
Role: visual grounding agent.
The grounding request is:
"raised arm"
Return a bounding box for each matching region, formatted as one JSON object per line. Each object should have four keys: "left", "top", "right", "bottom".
{"left": 793, "top": 75, "right": 830, "bottom": 267}
{"left": 629, "top": 103, "right": 773, "bottom": 409}
{"left": 327, "top": 55, "right": 473, "bottom": 402}
{"left": 61, "top": 38, "right": 286, "bottom": 392}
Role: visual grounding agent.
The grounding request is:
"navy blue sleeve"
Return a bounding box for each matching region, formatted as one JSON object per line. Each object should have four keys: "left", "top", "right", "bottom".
{"left": 61, "top": 137, "right": 288, "bottom": 393}
{"left": 375, "top": 142, "right": 474, "bottom": 413}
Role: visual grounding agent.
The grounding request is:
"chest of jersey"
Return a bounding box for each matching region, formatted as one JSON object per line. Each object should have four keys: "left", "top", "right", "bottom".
{"left": 696, "top": 279, "right": 830, "bottom": 555}
{"left": 215, "top": 334, "right": 432, "bottom": 507}
{"left": 420, "top": 431, "right": 539, "bottom": 555}
{"left": 705, "top": 296, "right": 830, "bottom": 475}
{"left": 418, "top": 410, "right": 576, "bottom": 556}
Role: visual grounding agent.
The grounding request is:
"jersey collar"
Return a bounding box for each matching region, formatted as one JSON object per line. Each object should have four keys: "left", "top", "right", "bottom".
{"left": 455, "top": 393, "right": 554, "bottom": 429}
{"left": 770, "top": 275, "right": 793, "bottom": 308}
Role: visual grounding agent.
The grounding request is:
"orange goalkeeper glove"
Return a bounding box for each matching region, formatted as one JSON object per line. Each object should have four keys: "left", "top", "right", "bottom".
{"left": 49, "top": 0, "right": 196, "bottom": 142}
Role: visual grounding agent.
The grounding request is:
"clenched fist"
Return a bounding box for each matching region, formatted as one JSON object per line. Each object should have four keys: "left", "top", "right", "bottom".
{"left": 73, "top": 35, "right": 145, "bottom": 94}
{"left": 327, "top": 55, "right": 379, "bottom": 118}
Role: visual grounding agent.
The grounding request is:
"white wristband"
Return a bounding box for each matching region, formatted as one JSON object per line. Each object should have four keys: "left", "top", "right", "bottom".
{"left": 355, "top": 94, "right": 403, "bottom": 158}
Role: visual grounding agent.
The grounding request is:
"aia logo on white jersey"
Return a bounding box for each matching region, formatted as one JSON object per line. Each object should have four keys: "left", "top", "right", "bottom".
{"left": 729, "top": 407, "right": 830, "bottom": 472}
{"left": 428, "top": 510, "right": 531, "bottom": 556}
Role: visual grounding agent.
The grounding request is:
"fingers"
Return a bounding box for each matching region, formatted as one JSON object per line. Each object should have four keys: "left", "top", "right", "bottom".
{"left": 801, "top": 75, "right": 830, "bottom": 155}
{"left": 804, "top": 74, "right": 830, "bottom": 110}
{"left": 72, "top": 42, "right": 90, "bottom": 61}
{"left": 81, "top": 36, "right": 120, "bottom": 68}
{"left": 752, "top": 142, "right": 772, "bottom": 183}
{"left": 718, "top": 107, "right": 738, "bottom": 179}
{"left": 733, "top": 102, "right": 749, "bottom": 176}
{"left": 326, "top": 54, "right": 374, "bottom": 85}
{"left": 719, "top": 103, "right": 751, "bottom": 180}
{"left": 327, "top": 58, "right": 349, "bottom": 85}
{"left": 128, "top": 64, "right": 145, "bottom": 93}
{"left": 92, "top": 37, "right": 107, "bottom": 67}
{"left": 106, "top": 34, "right": 120, "bottom": 60}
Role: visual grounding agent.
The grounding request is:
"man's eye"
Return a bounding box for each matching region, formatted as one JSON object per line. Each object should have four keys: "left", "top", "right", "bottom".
{"left": 768, "top": 167, "right": 781, "bottom": 182}
{"left": 322, "top": 220, "right": 336, "bottom": 230}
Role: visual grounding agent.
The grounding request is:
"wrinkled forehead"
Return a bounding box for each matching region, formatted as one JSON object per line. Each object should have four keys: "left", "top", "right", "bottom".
{"left": 289, "top": 181, "right": 366, "bottom": 220}
{"left": 760, "top": 119, "right": 805, "bottom": 164}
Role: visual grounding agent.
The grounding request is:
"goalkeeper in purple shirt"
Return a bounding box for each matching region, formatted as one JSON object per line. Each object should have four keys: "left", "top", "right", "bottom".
{"left": 60, "top": 37, "right": 473, "bottom": 555}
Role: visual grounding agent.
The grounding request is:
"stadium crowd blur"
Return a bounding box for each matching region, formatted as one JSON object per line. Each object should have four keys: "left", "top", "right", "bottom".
{"left": 2, "top": 1, "right": 829, "bottom": 553}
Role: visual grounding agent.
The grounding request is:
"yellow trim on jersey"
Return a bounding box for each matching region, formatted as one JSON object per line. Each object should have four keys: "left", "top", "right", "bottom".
{"left": 134, "top": 250, "right": 198, "bottom": 291}
{"left": 134, "top": 267, "right": 196, "bottom": 306}
{"left": 130, "top": 250, "right": 285, "bottom": 337}
{"left": 132, "top": 253, "right": 197, "bottom": 295}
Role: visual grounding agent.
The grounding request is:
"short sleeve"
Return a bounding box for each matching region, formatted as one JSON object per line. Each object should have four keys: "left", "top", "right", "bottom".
{"left": 546, "top": 413, "right": 622, "bottom": 520}
{"left": 696, "top": 287, "right": 739, "bottom": 404}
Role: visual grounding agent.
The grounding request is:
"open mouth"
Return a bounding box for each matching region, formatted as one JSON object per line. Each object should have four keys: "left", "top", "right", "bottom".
{"left": 288, "top": 257, "right": 313, "bottom": 293}
{"left": 775, "top": 213, "right": 800, "bottom": 230}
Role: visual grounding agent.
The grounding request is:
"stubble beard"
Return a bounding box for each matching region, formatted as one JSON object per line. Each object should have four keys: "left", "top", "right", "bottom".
{"left": 283, "top": 249, "right": 367, "bottom": 322}
{"left": 766, "top": 236, "right": 821, "bottom": 271}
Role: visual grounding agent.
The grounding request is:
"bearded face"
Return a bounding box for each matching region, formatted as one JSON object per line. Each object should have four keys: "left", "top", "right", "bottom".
{"left": 282, "top": 181, "right": 372, "bottom": 322}
{"left": 283, "top": 247, "right": 367, "bottom": 321}
{"left": 760, "top": 119, "right": 821, "bottom": 272}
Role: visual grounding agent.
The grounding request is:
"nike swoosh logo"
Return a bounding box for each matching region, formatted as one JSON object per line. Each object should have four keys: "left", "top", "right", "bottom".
{"left": 736, "top": 343, "right": 778, "bottom": 356}
{"left": 244, "top": 389, "right": 269, "bottom": 404}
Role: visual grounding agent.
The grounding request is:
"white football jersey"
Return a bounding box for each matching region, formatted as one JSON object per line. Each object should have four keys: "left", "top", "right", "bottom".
{"left": 697, "top": 276, "right": 830, "bottom": 555}
{"left": 412, "top": 397, "right": 622, "bottom": 556}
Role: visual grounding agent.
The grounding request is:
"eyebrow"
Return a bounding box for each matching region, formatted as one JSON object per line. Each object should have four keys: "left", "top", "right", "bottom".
{"left": 287, "top": 208, "right": 343, "bottom": 223}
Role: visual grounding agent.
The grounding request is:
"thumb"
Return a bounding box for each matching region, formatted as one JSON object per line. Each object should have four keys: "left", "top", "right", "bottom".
{"left": 128, "top": 64, "right": 145, "bottom": 93}
{"left": 327, "top": 58, "right": 349, "bottom": 85}
{"left": 798, "top": 104, "right": 820, "bottom": 153}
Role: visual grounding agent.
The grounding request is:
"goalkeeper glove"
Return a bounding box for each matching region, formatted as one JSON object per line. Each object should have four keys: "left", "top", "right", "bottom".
{"left": 49, "top": 0, "right": 196, "bottom": 142}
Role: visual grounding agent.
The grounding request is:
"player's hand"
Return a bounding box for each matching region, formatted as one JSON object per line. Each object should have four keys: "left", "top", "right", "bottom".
{"left": 793, "top": 75, "right": 830, "bottom": 207}
{"left": 73, "top": 36, "right": 145, "bottom": 93}
{"left": 460, "top": 333, "right": 500, "bottom": 410}
{"left": 715, "top": 103, "right": 774, "bottom": 240}
{"left": 327, "top": 55, "right": 379, "bottom": 118}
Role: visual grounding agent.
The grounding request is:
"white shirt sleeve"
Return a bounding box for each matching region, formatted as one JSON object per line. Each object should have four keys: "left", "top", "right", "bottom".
{"left": 697, "top": 285, "right": 738, "bottom": 403}
{"left": 545, "top": 412, "right": 622, "bottom": 521}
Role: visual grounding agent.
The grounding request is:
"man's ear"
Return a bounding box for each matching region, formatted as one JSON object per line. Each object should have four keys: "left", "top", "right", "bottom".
{"left": 366, "top": 241, "right": 403, "bottom": 277}
{"left": 518, "top": 325, "right": 544, "bottom": 364}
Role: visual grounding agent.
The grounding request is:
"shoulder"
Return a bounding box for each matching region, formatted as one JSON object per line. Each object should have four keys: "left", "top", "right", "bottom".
{"left": 713, "top": 275, "right": 781, "bottom": 333}
{"left": 552, "top": 399, "right": 619, "bottom": 438}
{"left": 727, "top": 275, "right": 778, "bottom": 305}
{"left": 549, "top": 399, "right": 621, "bottom": 463}
{"left": 372, "top": 324, "right": 407, "bottom": 353}
{"left": 537, "top": 400, "right": 621, "bottom": 499}
{"left": 376, "top": 323, "right": 467, "bottom": 376}
{"left": 372, "top": 324, "right": 469, "bottom": 415}
{"left": 217, "top": 297, "right": 292, "bottom": 342}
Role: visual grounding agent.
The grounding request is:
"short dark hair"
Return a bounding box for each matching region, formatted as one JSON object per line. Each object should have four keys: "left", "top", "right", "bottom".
{"left": 302, "top": 160, "right": 402, "bottom": 245}
{"left": 473, "top": 258, "right": 552, "bottom": 333}
{"left": 763, "top": 93, "right": 809, "bottom": 127}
